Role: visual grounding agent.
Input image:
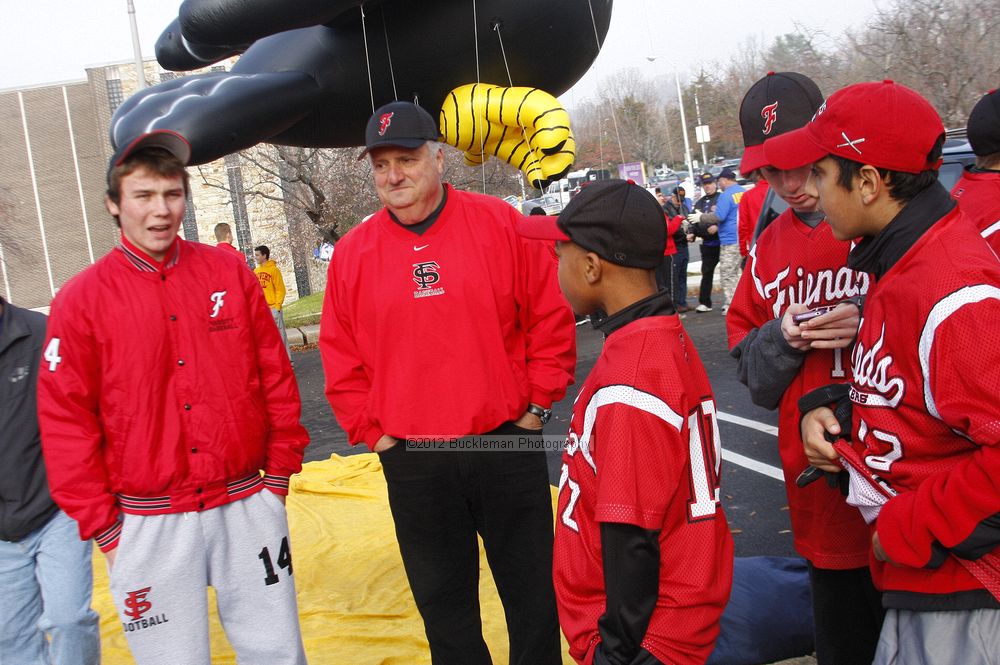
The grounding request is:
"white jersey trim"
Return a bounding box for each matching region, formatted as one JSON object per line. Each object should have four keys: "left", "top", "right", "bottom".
{"left": 572, "top": 384, "right": 684, "bottom": 473}
{"left": 981, "top": 219, "right": 1000, "bottom": 239}
{"left": 919, "top": 284, "right": 1000, "bottom": 420}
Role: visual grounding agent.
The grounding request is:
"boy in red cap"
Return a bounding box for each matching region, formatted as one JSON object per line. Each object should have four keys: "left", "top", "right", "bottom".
{"left": 726, "top": 72, "right": 880, "bottom": 665}
{"left": 951, "top": 88, "right": 1000, "bottom": 254}
{"left": 771, "top": 81, "right": 1000, "bottom": 664}
{"left": 520, "top": 179, "right": 734, "bottom": 665}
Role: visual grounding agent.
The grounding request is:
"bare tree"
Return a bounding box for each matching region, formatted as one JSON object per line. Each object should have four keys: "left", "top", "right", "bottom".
{"left": 847, "top": 0, "right": 1000, "bottom": 126}
{"left": 198, "top": 145, "right": 379, "bottom": 245}
{"left": 594, "top": 68, "right": 670, "bottom": 171}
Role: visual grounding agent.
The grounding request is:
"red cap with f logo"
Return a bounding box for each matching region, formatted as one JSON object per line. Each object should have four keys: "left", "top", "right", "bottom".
{"left": 764, "top": 80, "right": 945, "bottom": 174}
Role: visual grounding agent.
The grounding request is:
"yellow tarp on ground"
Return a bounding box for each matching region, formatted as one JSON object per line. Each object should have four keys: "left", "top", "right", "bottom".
{"left": 92, "top": 453, "right": 575, "bottom": 664}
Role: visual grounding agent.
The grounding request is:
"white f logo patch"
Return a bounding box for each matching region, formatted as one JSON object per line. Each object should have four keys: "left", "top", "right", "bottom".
{"left": 210, "top": 291, "right": 227, "bottom": 318}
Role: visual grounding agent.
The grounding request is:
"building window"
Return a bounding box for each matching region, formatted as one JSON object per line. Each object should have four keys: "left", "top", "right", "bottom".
{"left": 105, "top": 66, "right": 124, "bottom": 111}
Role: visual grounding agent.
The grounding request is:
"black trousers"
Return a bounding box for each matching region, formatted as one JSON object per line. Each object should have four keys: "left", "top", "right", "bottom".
{"left": 807, "top": 563, "right": 885, "bottom": 665}
{"left": 379, "top": 423, "right": 562, "bottom": 665}
{"left": 699, "top": 244, "right": 721, "bottom": 307}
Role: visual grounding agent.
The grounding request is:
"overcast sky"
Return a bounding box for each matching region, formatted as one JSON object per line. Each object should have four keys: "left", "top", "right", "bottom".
{"left": 0, "top": 0, "right": 884, "bottom": 97}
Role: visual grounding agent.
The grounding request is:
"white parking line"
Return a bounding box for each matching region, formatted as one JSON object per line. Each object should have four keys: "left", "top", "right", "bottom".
{"left": 717, "top": 410, "right": 785, "bottom": 481}
{"left": 722, "top": 449, "right": 785, "bottom": 481}
{"left": 717, "top": 411, "right": 779, "bottom": 436}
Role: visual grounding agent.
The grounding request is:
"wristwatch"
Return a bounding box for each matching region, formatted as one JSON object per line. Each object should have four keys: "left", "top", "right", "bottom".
{"left": 526, "top": 404, "right": 552, "bottom": 425}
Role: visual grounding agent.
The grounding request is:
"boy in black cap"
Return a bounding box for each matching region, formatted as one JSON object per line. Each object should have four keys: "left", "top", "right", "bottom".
{"left": 951, "top": 88, "right": 1000, "bottom": 254}
{"left": 520, "top": 179, "right": 734, "bottom": 665}
{"left": 725, "top": 72, "right": 880, "bottom": 665}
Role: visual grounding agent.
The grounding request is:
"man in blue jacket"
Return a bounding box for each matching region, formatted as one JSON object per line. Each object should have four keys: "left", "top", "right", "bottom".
{"left": 0, "top": 296, "right": 100, "bottom": 665}
{"left": 688, "top": 168, "right": 745, "bottom": 313}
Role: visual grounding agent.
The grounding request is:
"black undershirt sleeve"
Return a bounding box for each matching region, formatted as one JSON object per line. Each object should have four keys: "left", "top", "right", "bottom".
{"left": 594, "top": 522, "right": 661, "bottom": 665}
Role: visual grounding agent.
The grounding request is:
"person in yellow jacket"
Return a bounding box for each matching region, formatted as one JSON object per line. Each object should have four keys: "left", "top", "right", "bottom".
{"left": 254, "top": 245, "right": 291, "bottom": 359}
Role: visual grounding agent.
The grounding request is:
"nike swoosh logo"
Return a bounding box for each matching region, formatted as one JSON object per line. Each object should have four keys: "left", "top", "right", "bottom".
{"left": 414, "top": 244, "right": 429, "bottom": 251}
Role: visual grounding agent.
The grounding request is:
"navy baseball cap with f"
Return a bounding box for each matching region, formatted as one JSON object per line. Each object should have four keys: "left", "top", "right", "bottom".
{"left": 107, "top": 129, "right": 191, "bottom": 183}
{"left": 518, "top": 179, "right": 666, "bottom": 269}
{"left": 358, "top": 100, "right": 440, "bottom": 159}
{"left": 739, "top": 71, "right": 824, "bottom": 173}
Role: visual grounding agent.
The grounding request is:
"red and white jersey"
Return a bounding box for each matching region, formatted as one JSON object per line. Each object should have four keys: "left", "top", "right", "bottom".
{"left": 951, "top": 170, "right": 1000, "bottom": 256}
{"left": 727, "top": 210, "right": 872, "bottom": 568}
{"left": 553, "top": 315, "right": 733, "bottom": 665}
{"left": 846, "top": 209, "right": 1000, "bottom": 598}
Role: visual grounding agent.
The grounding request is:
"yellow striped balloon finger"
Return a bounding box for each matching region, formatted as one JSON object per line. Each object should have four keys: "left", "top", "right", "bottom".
{"left": 440, "top": 83, "right": 575, "bottom": 189}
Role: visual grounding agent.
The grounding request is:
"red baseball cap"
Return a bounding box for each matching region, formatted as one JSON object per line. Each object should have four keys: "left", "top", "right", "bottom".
{"left": 763, "top": 80, "right": 945, "bottom": 174}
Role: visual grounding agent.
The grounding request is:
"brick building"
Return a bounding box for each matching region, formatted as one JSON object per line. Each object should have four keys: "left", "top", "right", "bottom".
{"left": 0, "top": 58, "right": 324, "bottom": 310}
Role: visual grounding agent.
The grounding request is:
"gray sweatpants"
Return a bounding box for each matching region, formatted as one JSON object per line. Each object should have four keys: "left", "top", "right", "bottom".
{"left": 108, "top": 490, "right": 307, "bottom": 665}
{"left": 874, "top": 607, "right": 1000, "bottom": 665}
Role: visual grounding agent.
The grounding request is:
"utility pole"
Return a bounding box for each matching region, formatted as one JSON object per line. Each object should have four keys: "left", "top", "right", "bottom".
{"left": 127, "top": 0, "right": 146, "bottom": 90}
{"left": 694, "top": 92, "right": 709, "bottom": 166}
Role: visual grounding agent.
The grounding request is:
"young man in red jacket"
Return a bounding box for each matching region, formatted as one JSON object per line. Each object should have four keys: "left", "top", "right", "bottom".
{"left": 320, "top": 101, "right": 576, "bottom": 664}
{"left": 37, "top": 131, "right": 310, "bottom": 665}
{"left": 780, "top": 81, "right": 1000, "bottom": 664}
{"left": 726, "top": 72, "right": 880, "bottom": 665}
{"left": 951, "top": 88, "right": 1000, "bottom": 254}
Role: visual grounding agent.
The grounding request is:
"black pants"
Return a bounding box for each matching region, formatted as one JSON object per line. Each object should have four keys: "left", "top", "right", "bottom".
{"left": 807, "top": 563, "right": 884, "bottom": 665}
{"left": 379, "top": 423, "right": 562, "bottom": 665}
{"left": 699, "top": 244, "right": 720, "bottom": 307}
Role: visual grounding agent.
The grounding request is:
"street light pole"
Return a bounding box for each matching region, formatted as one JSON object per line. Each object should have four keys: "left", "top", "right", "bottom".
{"left": 694, "top": 92, "right": 709, "bottom": 166}
{"left": 647, "top": 56, "right": 695, "bottom": 189}
{"left": 127, "top": 0, "right": 146, "bottom": 90}
{"left": 672, "top": 69, "right": 695, "bottom": 189}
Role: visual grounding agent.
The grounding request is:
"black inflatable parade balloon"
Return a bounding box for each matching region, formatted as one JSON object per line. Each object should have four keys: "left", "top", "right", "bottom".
{"left": 111, "top": 0, "right": 613, "bottom": 187}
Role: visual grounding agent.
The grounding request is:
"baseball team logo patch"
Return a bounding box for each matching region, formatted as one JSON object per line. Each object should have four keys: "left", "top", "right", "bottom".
{"left": 210, "top": 290, "right": 227, "bottom": 318}
{"left": 122, "top": 586, "right": 170, "bottom": 632}
{"left": 761, "top": 101, "right": 779, "bottom": 135}
{"left": 412, "top": 261, "right": 445, "bottom": 298}
{"left": 378, "top": 112, "right": 394, "bottom": 136}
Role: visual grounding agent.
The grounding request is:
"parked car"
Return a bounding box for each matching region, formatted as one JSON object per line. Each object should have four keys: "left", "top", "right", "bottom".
{"left": 521, "top": 194, "right": 563, "bottom": 215}
{"left": 749, "top": 129, "right": 975, "bottom": 246}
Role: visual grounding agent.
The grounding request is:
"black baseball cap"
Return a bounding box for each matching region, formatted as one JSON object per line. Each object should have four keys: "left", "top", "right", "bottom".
{"left": 739, "top": 72, "right": 824, "bottom": 173}
{"left": 358, "top": 100, "right": 440, "bottom": 159}
{"left": 107, "top": 130, "right": 191, "bottom": 182}
{"left": 700, "top": 172, "right": 715, "bottom": 184}
{"left": 517, "top": 179, "right": 666, "bottom": 269}
{"left": 719, "top": 167, "right": 737, "bottom": 180}
{"left": 967, "top": 88, "right": 1000, "bottom": 157}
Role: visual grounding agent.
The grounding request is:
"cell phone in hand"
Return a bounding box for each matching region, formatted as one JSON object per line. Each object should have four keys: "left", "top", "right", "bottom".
{"left": 792, "top": 305, "right": 836, "bottom": 324}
